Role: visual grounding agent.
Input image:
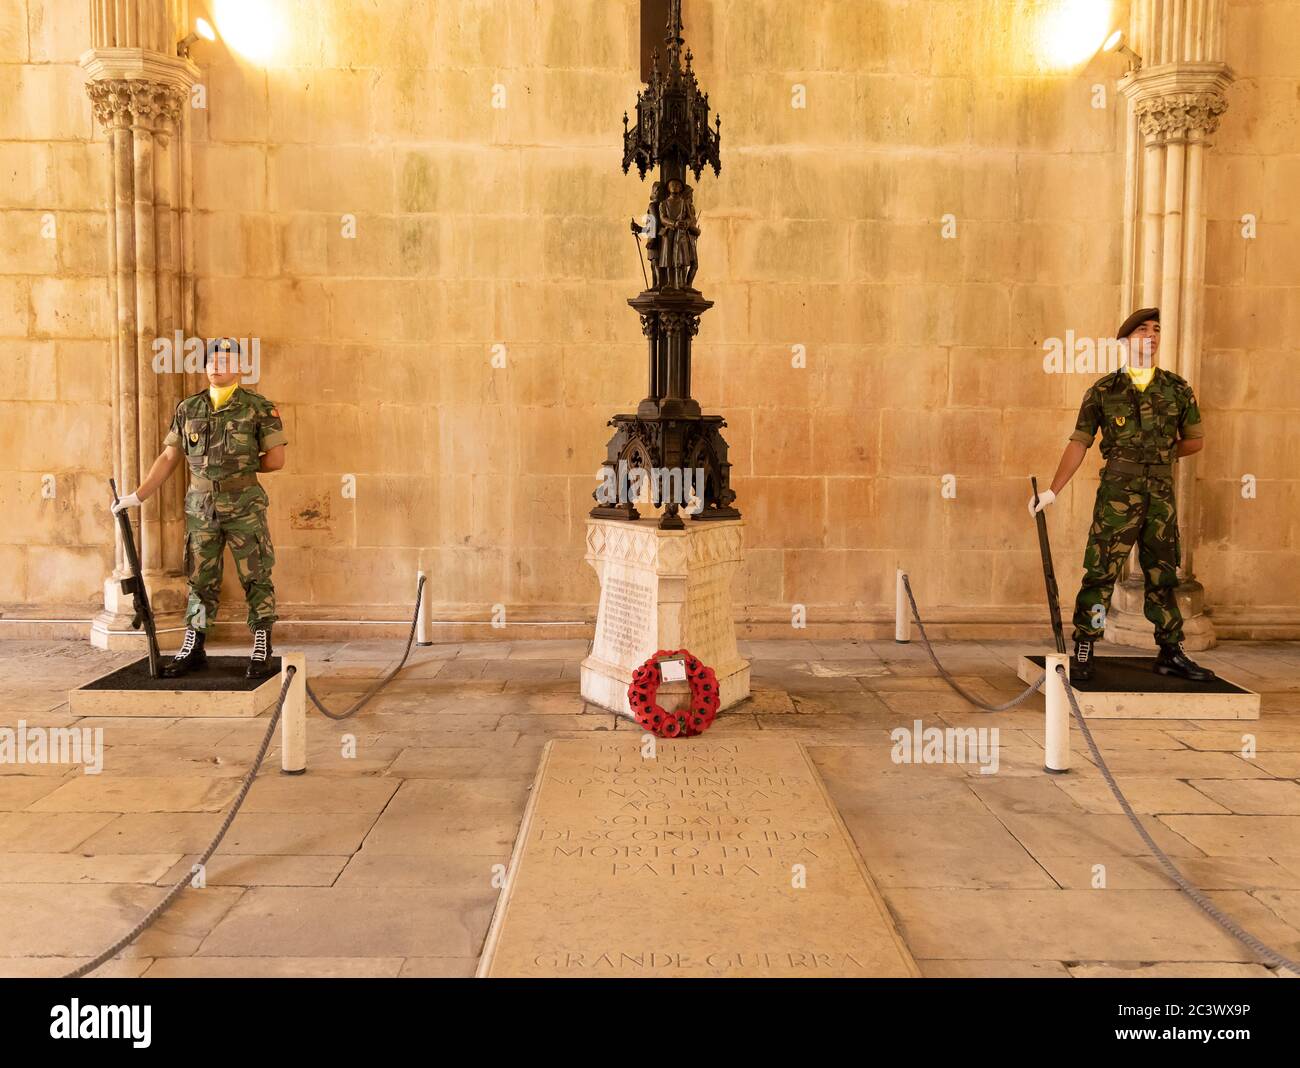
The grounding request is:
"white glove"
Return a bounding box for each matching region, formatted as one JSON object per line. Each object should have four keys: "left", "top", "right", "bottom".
{"left": 112, "top": 492, "right": 142, "bottom": 515}
{"left": 1028, "top": 489, "right": 1055, "bottom": 518}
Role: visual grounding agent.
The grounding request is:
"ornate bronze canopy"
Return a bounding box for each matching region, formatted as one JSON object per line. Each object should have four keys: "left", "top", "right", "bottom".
{"left": 622, "top": 1, "right": 722, "bottom": 183}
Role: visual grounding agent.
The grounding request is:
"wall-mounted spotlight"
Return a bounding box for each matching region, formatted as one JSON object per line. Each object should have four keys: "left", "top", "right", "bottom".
{"left": 177, "top": 17, "right": 216, "bottom": 58}
{"left": 1102, "top": 29, "right": 1142, "bottom": 69}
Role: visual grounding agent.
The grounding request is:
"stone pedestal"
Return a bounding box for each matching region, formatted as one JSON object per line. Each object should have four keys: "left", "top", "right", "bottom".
{"left": 1106, "top": 575, "right": 1215, "bottom": 652}
{"left": 89, "top": 569, "right": 188, "bottom": 653}
{"left": 580, "top": 517, "right": 749, "bottom": 718}
{"left": 71, "top": 656, "right": 284, "bottom": 718}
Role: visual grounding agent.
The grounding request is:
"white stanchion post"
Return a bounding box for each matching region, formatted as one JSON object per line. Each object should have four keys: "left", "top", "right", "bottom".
{"left": 280, "top": 652, "right": 307, "bottom": 776}
{"left": 1044, "top": 653, "right": 1070, "bottom": 774}
{"left": 895, "top": 569, "right": 910, "bottom": 644}
{"left": 416, "top": 569, "right": 432, "bottom": 647}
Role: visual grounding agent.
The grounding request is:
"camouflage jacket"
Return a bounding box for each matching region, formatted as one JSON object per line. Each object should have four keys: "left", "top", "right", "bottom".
{"left": 163, "top": 387, "right": 287, "bottom": 482}
{"left": 1069, "top": 367, "right": 1203, "bottom": 466}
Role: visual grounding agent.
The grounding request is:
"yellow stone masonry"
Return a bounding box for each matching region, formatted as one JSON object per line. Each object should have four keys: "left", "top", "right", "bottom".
{"left": 0, "top": 0, "right": 1297, "bottom": 636}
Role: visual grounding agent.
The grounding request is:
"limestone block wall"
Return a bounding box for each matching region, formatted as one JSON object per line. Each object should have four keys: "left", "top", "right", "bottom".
{"left": 0, "top": 1, "right": 114, "bottom": 618}
{"left": 185, "top": 0, "right": 1135, "bottom": 632}
{"left": 1, "top": 0, "right": 1298, "bottom": 637}
{"left": 1195, "top": 0, "right": 1300, "bottom": 634}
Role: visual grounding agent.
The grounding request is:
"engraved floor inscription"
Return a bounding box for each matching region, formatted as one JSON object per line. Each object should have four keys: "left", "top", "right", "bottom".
{"left": 478, "top": 736, "right": 918, "bottom": 977}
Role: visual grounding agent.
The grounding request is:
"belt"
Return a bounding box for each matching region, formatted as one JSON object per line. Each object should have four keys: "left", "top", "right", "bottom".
{"left": 189, "top": 473, "right": 260, "bottom": 493}
{"left": 1104, "top": 458, "right": 1173, "bottom": 477}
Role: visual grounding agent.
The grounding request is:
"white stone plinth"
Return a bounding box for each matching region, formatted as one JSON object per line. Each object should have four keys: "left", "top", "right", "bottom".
{"left": 90, "top": 571, "right": 188, "bottom": 652}
{"left": 580, "top": 517, "right": 750, "bottom": 718}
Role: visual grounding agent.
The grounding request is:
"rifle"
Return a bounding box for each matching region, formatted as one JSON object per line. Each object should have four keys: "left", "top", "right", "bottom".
{"left": 110, "top": 479, "right": 163, "bottom": 678}
{"left": 1031, "top": 476, "right": 1067, "bottom": 655}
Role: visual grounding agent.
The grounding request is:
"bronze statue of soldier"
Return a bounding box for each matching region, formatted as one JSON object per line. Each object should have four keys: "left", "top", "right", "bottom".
{"left": 630, "top": 181, "right": 664, "bottom": 288}
{"left": 657, "top": 178, "right": 700, "bottom": 289}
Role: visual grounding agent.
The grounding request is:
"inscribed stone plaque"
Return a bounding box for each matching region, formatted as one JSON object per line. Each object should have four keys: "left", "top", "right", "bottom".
{"left": 478, "top": 736, "right": 918, "bottom": 977}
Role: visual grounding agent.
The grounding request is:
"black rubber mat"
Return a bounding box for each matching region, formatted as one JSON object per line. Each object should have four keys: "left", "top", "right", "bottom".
{"left": 1025, "top": 655, "right": 1249, "bottom": 695}
{"left": 81, "top": 655, "right": 282, "bottom": 692}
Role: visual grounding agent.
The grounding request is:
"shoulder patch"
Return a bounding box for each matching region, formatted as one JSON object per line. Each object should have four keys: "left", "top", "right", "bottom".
{"left": 242, "top": 389, "right": 273, "bottom": 409}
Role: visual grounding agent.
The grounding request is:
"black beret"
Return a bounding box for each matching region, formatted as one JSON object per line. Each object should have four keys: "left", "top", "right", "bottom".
{"left": 1117, "top": 307, "right": 1159, "bottom": 339}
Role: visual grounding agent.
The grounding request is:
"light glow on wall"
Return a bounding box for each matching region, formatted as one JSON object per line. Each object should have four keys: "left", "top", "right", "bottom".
{"left": 212, "top": 0, "right": 285, "bottom": 63}
{"left": 1037, "top": 0, "right": 1114, "bottom": 69}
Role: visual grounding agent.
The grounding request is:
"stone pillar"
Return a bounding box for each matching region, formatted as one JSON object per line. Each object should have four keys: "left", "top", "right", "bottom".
{"left": 1107, "top": 0, "right": 1232, "bottom": 652}
{"left": 81, "top": 1, "right": 200, "bottom": 650}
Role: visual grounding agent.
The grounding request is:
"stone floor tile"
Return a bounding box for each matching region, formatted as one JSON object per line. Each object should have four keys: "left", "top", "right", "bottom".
{"left": 994, "top": 809, "right": 1204, "bottom": 858}
{"left": 885, "top": 888, "right": 1263, "bottom": 963}
{"left": 398, "top": 956, "right": 478, "bottom": 977}
{"left": 144, "top": 955, "right": 405, "bottom": 977}
{"left": 80, "top": 812, "right": 377, "bottom": 856}
{"left": 0, "top": 852, "right": 179, "bottom": 884}
{"left": 159, "top": 854, "right": 349, "bottom": 888}
{"left": 335, "top": 852, "right": 508, "bottom": 889}
{"left": 1068, "top": 961, "right": 1274, "bottom": 978}
{"left": 1052, "top": 777, "right": 1231, "bottom": 815}
{"left": 0, "top": 776, "right": 63, "bottom": 810}
{"left": 197, "top": 887, "right": 495, "bottom": 957}
{"left": 31, "top": 776, "right": 239, "bottom": 814}
{"left": 0, "top": 811, "right": 117, "bottom": 851}
{"left": 1188, "top": 779, "right": 1300, "bottom": 815}
{"left": 1035, "top": 853, "right": 1300, "bottom": 891}
{"left": 0, "top": 883, "right": 243, "bottom": 958}
{"left": 1159, "top": 815, "right": 1300, "bottom": 857}
{"left": 919, "top": 958, "right": 1071, "bottom": 978}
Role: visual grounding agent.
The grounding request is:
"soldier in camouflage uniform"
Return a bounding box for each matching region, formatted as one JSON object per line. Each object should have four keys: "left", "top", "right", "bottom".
{"left": 1030, "top": 308, "right": 1214, "bottom": 682}
{"left": 112, "top": 338, "right": 287, "bottom": 679}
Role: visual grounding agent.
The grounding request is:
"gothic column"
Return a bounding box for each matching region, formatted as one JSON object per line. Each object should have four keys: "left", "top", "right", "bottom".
{"left": 1107, "top": 0, "right": 1232, "bottom": 652}
{"left": 81, "top": 1, "right": 199, "bottom": 650}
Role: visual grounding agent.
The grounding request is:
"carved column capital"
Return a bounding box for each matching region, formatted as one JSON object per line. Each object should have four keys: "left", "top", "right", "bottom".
{"left": 86, "top": 77, "right": 186, "bottom": 132}
{"left": 1119, "top": 62, "right": 1234, "bottom": 145}
{"left": 86, "top": 78, "right": 134, "bottom": 129}
{"left": 1134, "top": 90, "right": 1229, "bottom": 142}
{"left": 659, "top": 311, "right": 701, "bottom": 335}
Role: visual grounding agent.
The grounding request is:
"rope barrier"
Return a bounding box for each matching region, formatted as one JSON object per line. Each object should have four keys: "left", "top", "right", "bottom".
{"left": 306, "top": 574, "right": 426, "bottom": 721}
{"left": 900, "top": 573, "right": 1045, "bottom": 712}
{"left": 62, "top": 576, "right": 429, "bottom": 976}
{"left": 897, "top": 570, "right": 1298, "bottom": 976}
{"left": 1057, "top": 665, "right": 1299, "bottom": 977}
{"left": 63, "top": 668, "right": 296, "bottom": 979}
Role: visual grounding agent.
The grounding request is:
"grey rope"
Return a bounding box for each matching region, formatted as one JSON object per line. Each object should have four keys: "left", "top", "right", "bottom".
{"left": 306, "top": 574, "right": 426, "bottom": 721}
{"left": 63, "top": 668, "right": 296, "bottom": 979}
{"left": 1056, "top": 665, "right": 1299, "bottom": 977}
{"left": 900, "top": 573, "right": 1045, "bottom": 712}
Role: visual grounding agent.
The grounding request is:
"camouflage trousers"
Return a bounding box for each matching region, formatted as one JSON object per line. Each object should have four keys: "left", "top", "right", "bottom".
{"left": 183, "top": 486, "right": 276, "bottom": 632}
{"left": 1072, "top": 472, "right": 1182, "bottom": 645}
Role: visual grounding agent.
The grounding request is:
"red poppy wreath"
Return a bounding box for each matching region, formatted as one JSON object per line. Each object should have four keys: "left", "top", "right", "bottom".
{"left": 627, "top": 649, "right": 721, "bottom": 737}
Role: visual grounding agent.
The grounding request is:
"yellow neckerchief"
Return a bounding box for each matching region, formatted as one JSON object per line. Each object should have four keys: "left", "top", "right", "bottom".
{"left": 209, "top": 382, "right": 240, "bottom": 410}
{"left": 1126, "top": 364, "right": 1156, "bottom": 392}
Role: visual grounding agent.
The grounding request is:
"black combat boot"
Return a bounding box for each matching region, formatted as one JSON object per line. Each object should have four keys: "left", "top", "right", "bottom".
{"left": 1155, "top": 642, "right": 1216, "bottom": 683}
{"left": 162, "top": 627, "right": 207, "bottom": 678}
{"left": 1071, "top": 638, "right": 1096, "bottom": 682}
{"left": 246, "top": 626, "right": 275, "bottom": 680}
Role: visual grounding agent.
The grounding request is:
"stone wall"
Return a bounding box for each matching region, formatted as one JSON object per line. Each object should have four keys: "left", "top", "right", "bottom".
{"left": 1, "top": 0, "right": 1297, "bottom": 637}
{"left": 0, "top": 0, "right": 113, "bottom": 618}
{"left": 1196, "top": 0, "right": 1300, "bottom": 634}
